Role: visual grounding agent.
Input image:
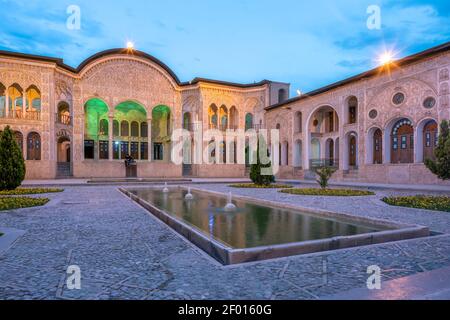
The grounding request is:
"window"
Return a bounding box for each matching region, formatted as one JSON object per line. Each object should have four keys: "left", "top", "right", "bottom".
{"left": 153, "top": 143, "right": 164, "bottom": 160}
{"left": 121, "top": 121, "right": 129, "bottom": 137}
{"left": 99, "top": 141, "right": 109, "bottom": 160}
{"left": 426, "top": 133, "right": 431, "bottom": 147}
{"left": 369, "top": 109, "right": 378, "bottom": 119}
{"left": 328, "top": 112, "right": 334, "bottom": 132}
{"left": 423, "top": 97, "right": 436, "bottom": 109}
{"left": 27, "top": 133, "right": 41, "bottom": 160}
{"left": 84, "top": 140, "right": 94, "bottom": 160}
{"left": 401, "top": 136, "right": 407, "bottom": 149}
{"left": 14, "top": 131, "right": 23, "bottom": 154}
{"left": 278, "top": 89, "right": 287, "bottom": 103}
{"left": 120, "top": 142, "right": 129, "bottom": 159}
{"left": 141, "top": 122, "right": 148, "bottom": 138}
{"left": 141, "top": 142, "right": 148, "bottom": 160}
{"left": 113, "top": 120, "right": 120, "bottom": 136}
{"left": 131, "top": 122, "right": 139, "bottom": 137}
{"left": 113, "top": 141, "right": 120, "bottom": 159}
{"left": 393, "top": 137, "right": 398, "bottom": 150}
{"left": 130, "top": 142, "right": 139, "bottom": 159}
{"left": 349, "top": 106, "right": 357, "bottom": 124}
{"left": 393, "top": 92, "right": 405, "bottom": 105}
{"left": 99, "top": 119, "right": 108, "bottom": 136}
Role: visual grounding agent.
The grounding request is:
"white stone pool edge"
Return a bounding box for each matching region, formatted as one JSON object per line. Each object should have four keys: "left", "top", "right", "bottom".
{"left": 119, "top": 186, "right": 430, "bottom": 265}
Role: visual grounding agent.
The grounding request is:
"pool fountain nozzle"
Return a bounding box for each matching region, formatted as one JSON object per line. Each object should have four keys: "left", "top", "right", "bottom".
{"left": 163, "top": 182, "right": 169, "bottom": 193}
{"left": 185, "top": 187, "right": 194, "bottom": 200}
{"left": 224, "top": 192, "right": 237, "bottom": 212}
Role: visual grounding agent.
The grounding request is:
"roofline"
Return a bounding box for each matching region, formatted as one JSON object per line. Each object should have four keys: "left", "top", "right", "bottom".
{"left": 265, "top": 40, "right": 450, "bottom": 111}
{"left": 0, "top": 48, "right": 271, "bottom": 89}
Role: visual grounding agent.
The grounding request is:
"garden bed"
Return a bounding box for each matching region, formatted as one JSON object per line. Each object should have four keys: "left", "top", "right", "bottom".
{"left": 280, "top": 188, "right": 375, "bottom": 197}
{"left": 0, "top": 188, "right": 63, "bottom": 196}
{"left": 0, "top": 197, "right": 50, "bottom": 211}
{"left": 229, "top": 183, "right": 293, "bottom": 189}
{"left": 382, "top": 196, "right": 450, "bottom": 213}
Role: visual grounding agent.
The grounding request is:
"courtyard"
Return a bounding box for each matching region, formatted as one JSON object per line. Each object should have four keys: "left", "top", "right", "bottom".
{"left": 1, "top": 182, "right": 450, "bottom": 300}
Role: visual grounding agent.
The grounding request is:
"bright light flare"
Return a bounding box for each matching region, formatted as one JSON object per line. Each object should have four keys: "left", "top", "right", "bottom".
{"left": 377, "top": 51, "right": 395, "bottom": 65}
{"left": 126, "top": 41, "right": 135, "bottom": 50}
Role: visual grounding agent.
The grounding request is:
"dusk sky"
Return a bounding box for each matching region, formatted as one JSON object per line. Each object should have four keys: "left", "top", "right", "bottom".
{"left": 0, "top": 0, "right": 449, "bottom": 96}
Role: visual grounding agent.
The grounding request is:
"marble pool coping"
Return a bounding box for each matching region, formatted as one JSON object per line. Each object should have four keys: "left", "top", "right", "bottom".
{"left": 119, "top": 186, "right": 430, "bottom": 265}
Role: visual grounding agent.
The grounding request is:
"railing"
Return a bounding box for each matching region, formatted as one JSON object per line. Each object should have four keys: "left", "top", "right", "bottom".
{"left": 0, "top": 110, "right": 41, "bottom": 120}
{"left": 56, "top": 113, "right": 72, "bottom": 125}
{"left": 309, "top": 158, "right": 339, "bottom": 169}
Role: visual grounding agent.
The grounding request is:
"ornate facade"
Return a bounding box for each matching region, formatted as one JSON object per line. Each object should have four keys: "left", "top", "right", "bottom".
{"left": 0, "top": 42, "right": 449, "bottom": 184}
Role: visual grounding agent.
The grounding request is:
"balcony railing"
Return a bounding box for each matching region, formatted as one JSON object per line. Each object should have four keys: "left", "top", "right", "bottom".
{"left": 0, "top": 110, "right": 41, "bottom": 120}
{"left": 309, "top": 158, "right": 339, "bottom": 169}
{"left": 56, "top": 113, "right": 72, "bottom": 125}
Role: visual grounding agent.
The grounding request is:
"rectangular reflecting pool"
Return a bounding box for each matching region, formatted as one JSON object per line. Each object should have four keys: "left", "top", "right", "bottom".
{"left": 121, "top": 187, "right": 429, "bottom": 265}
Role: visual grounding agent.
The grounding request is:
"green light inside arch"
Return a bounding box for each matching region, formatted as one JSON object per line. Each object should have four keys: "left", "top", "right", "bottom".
{"left": 85, "top": 98, "right": 109, "bottom": 139}
{"left": 114, "top": 101, "right": 147, "bottom": 134}
{"left": 152, "top": 105, "right": 171, "bottom": 139}
{"left": 152, "top": 105, "right": 170, "bottom": 120}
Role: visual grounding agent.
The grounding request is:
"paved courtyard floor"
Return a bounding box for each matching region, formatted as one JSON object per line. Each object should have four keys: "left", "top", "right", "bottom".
{"left": 0, "top": 184, "right": 449, "bottom": 300}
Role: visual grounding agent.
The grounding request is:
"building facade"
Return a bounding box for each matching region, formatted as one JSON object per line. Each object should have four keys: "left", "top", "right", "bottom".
{"left": 0, "top": 43, "right": 449, "bottom": 184}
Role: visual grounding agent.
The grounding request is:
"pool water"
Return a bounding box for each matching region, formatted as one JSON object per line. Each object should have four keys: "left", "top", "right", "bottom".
{"left": 129, "top": 188, "right": 387, "bottom": 249}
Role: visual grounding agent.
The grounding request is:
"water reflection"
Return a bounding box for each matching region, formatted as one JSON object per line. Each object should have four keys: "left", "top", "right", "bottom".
{"left": 130, "top": 188, "right": 384, "bottom": 249}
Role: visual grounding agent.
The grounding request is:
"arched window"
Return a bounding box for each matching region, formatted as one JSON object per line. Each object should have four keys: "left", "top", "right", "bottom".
{"left": 57, "top": 101, "right": 71, "bottom": 125}
{"left": 208, "top": 105, "right": 218, "bottom": 129}
{"left": 99, "top": 119, "right": 109, "bottom": 136}
{"left": 245, "top": 113, "right": 254, "bottom": 131}
{"left": 8, "top": 84, "right": 23, "bottom": 118}
{"left": 219, "top": 105, "right": 228, "bottom": 131}
{"left": 14, "top": 131, "right": 24, "bottom": 154}
{"left": 219, "top": 142, "right": 226, "bottom": 164}
{"left": 140, "top": 122, "right": 148, "bottom": 138}
{"left": 27, "top": 132, "right": 41, "bottom": 160}
{"left": 373, "top": 129, "right": 383, "bottom": 164}
{"left": 278, "top": 89, "right": 287, "bottom": 103}
{"left": 295, "top": 112, "right": 302, "bottom": 133}
{"left": 423, "top": 120, "right": 438, "bottom": 162}
{"left": 113, "top": 120, "right": 120, "bottom": 136}
{"left": 391, "top": 119, "right": 414, "bottom": 164}
{"left": 229, "top": 106, "right": 238, "bottom": 129}
{"left": 349, "top": 135, "right": 357, "bottom": 167}
{"left": 348, "top": 97, "right": 358, "bottom": 124}
{"left": 121, "top": 121, "right": 129, "bottom": 137}
{"left": 131, "top": 121, "right": 139, "bottom": 137}
{"left": 326, "top": 139, "right": 334, "bottom": 166}
{"left": 183, "top": 112, "right": 192, "bottom": 131}
{"left": 0, "top": 83, "right": 6, "bottom": 117}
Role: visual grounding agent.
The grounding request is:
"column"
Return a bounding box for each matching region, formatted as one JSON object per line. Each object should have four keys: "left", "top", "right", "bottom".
{"left": 147, "top": 118, "right": 152, "bottom": 162}
{"left": 108, "top": 114, "right": 114, "bottom": 160}
{"left": 22, "top": 92, "right": 26, "bottom": 118}
{"left": 138, "top": 123, "right": 142, "bottom": 160}
{"left": 5, "top": 91, "right": 9, "bottom": 118}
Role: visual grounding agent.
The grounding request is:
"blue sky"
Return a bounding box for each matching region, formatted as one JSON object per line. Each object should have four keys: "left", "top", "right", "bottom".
{"left": 0, "top": 0, "right": 449, "bottom": 95}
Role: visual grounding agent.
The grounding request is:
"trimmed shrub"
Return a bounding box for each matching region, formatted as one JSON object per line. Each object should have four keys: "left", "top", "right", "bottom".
{"left": 0, "top": 126, "right": 26, "bottom": 191}
{"left": 425, "top": 120, "right": 450, "bottom": 181}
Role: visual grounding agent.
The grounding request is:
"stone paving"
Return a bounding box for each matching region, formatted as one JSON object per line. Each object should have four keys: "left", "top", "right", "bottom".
{"left": 0, "top": 184, "right": 449, "bottom": 300}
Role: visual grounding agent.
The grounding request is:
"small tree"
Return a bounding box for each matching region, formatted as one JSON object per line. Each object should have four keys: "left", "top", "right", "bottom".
{"left": 0, "top": 126, "right": 26, "bottom": 191}
{"left": 250, "top": 137, "right": 275, "bottom": 186}
{"left": 314, "top": 166, "right": 336, "bottom": 189}
{"left": 425, "top": 120, "right": 450, "bottom": 181}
